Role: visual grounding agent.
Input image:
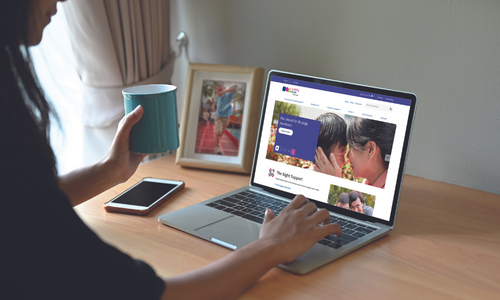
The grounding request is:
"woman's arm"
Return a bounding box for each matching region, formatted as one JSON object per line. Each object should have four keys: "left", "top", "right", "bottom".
{"left": 162, "top": 195, "right": 342, "bottom": 300}
{"left": 58, "top": 106, "right": 146, "bottom": 206}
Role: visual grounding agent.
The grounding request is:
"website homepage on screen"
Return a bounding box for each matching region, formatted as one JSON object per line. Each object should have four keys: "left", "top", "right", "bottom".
{"left": 253, "top": 76, "right": 412, "bottom": 221}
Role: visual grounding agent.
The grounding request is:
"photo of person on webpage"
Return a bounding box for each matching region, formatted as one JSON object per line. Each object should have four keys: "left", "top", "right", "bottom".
{"left": 311, "top": 113, "right": 348, "bottom": 178}
{"left": 346, "top": 117, "right": 396, "bottom": 189}
{"left": 349, "top": 191, "right": 374, "bottom": 216}
{"left": 336, "top": 193, "right": 350, "bottom": 209}
{"left": 329, "top": 187, "right": 375, "bottom": 216}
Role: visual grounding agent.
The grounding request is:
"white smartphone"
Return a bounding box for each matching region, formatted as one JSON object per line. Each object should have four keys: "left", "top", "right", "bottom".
{"left": 104, "top": 178, "right": 185, "bottom": 215}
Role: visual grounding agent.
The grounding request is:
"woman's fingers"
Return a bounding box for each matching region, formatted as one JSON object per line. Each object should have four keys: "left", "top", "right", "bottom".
{"left": 318, "top": 147, "right": 329, "bottom": 163}
{"left": 315, "top": 148, "right": 322, "bottom": 165}
{"left": 315, "top": 147, "right": 334, "bottom": 173}
{"left": 329, "top": 152, "right": 340, "bottom": 169}
{"left": 309, "top": 209, "right": 342, "bottom": 237}
{"left": 263, "top": 208, "right": 275, "bottom": 225}
{"left": 116, "top": 105, "right": 143, "bottom": 143}
{"left": 300, "top": 201, "right": 318, "bottom": 217}
{"left": 287, "top": 194, "right": 309, "bottom": 210}
{"left": 314, "top": 151, "right": 321, "bottom": 168}
{"left": 312, "top": 208, "right": 332, "bottom": 226}
{"left": 319, "top": 222, "right": 342, "bottom": 238}
{"left": 312, "top": 208, "right": 331, "bottom": 226}
{"left": 294, "top": 203, "right": 343, "bottom": 242}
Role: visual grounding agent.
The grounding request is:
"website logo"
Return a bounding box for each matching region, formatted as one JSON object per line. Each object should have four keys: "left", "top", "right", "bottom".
{"left": 282, "top": 86, "right": 299, "bottom": 95}
{"left": 268, "top": 168, "right": 275, "bottom": 177}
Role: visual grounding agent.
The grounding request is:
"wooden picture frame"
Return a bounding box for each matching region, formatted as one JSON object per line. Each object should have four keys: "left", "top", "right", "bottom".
{"left": 175, "top": 63, "right": 264, "bottom": 173}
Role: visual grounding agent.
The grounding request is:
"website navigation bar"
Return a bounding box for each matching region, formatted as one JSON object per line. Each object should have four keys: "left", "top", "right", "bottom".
{"left": 273, "top": 75, "right": 411, "bottom": 106}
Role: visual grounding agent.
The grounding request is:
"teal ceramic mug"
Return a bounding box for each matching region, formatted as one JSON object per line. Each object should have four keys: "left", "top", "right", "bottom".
{"left": 123, "top": 84, "right": 179, "bottom": 154}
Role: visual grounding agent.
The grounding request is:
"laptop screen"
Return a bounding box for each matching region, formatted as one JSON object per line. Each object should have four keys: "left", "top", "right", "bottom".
{"left": 250, "top": 71, "right": 417, "bottom": 226}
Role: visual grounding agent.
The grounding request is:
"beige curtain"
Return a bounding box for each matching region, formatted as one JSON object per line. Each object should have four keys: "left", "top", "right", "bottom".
{"left": 63, "top": 0, "right": 174, "bottom": 127}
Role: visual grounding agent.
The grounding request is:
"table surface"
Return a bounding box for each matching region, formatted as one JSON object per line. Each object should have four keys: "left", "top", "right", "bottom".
{"left": 75, "top": 154, "right": 500, "bottom": 299}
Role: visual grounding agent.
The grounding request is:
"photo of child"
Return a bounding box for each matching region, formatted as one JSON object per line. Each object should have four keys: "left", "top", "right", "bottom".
{"left": 195, "top": 80, "right": 246, "bottom": 156}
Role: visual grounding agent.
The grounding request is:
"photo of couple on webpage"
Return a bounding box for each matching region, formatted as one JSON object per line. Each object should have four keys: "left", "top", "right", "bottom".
{"left": 266, "top": 100, "right": 397, "bottom": 190}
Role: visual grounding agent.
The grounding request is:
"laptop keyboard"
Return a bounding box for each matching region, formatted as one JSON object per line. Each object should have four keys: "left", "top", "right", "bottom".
{"left": 205, "top": 190, "right": 378, "bottom": 250}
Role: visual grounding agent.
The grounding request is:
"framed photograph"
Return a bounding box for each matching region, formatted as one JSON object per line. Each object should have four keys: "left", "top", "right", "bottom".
{"left": 175, "top": 63, "right": 264, "bottom": 173}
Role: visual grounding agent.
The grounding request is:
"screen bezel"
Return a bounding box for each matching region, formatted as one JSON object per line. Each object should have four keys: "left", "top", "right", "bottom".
{"left": 106, "top": 178, "right": 184, "bottom": 210}
{"left": 249, "top": 70, "right": 417, "bottom": 227}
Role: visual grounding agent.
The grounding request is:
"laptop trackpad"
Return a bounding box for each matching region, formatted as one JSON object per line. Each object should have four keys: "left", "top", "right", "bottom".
{"left": 195, "top": 216, "right": 261, "bottom": 249}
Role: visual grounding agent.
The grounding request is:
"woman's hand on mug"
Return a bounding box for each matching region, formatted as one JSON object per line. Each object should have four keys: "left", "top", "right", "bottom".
{"left": 100, "top": 105, "right": 147, "bottom": 184}
{"left": 313, "top": 147, "right": 342, "bottom": 177}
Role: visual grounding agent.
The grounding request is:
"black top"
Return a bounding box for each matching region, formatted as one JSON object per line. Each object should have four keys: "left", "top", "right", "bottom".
{"left": 0, "top": 121, "right": 165, "bottom": 299}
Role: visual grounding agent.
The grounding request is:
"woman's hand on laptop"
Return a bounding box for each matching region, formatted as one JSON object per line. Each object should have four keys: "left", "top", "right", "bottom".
{"left": 259, "top": 194, "right": 342, "bottom": 264}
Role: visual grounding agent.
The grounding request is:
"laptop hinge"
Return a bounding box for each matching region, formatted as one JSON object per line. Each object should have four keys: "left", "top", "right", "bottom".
{"left": 249, "top": 186, "right": 264, "bottom": 192}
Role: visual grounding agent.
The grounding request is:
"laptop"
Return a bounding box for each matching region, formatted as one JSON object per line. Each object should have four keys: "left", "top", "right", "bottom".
{"left": 159, "top": 70, "right": 417, "bottom": 274}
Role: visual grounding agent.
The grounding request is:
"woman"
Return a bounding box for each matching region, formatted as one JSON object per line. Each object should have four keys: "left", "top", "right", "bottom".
{"left": 1, "top": 1, "right": 341, "bottom": 299}
{"left": 346, "top": 116, "right": 396, "bottom": 189}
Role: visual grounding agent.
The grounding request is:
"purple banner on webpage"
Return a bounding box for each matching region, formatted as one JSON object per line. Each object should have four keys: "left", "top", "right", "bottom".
{"left": 274, "top": 113, "right": 321, "bottom": 162}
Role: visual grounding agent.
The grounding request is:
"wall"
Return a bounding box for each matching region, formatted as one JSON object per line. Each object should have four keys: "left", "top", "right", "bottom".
{"left": 170, "top": 0, "right": 500, "bottom": 194}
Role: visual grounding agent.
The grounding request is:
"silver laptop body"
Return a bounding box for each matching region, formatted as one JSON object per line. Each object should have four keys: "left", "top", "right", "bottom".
{"left": 159, "top": 70, "right": 417, "bottom": 274}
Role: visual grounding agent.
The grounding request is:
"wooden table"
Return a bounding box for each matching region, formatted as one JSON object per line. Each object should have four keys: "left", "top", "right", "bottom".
{"left": 75, "top": 154, "right": 500, "bottom": 299}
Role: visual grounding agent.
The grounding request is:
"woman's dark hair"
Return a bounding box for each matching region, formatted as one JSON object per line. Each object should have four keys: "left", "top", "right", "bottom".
{"left": 347, "top": 117, "right": 396, "bottom": 167}
{"left": 1, "top": 0, "right": 58, "bottom": 177}
{"left": 315, "top": 113, "right": 347, "bottom": 163}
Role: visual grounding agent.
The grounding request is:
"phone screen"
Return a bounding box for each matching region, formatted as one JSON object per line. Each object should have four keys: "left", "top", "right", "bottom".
{"left": 111, "top": 181, "right": 178, "bottom": 207}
